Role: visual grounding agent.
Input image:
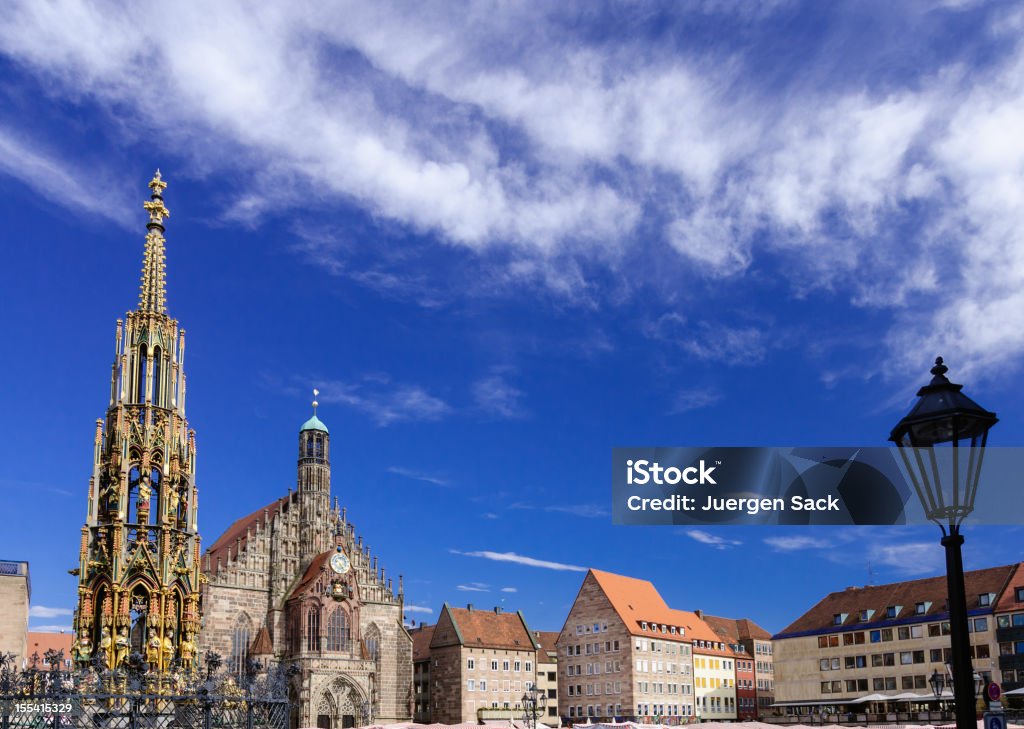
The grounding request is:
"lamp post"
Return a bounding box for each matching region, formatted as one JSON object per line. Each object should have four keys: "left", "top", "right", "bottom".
{"left": 889, "top": 357, "right": 998, "bottom": 729}
{"left": 522, "top": 684, "right": 547, "bottom": 729}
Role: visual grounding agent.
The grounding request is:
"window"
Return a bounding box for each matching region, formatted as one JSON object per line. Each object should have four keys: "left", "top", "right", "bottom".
{"left": 973, "top": 617, "right": 988, "bottom": 632}
{"left": 1016, "top": 587, "right": 1024, "bottom": 602}
{"left": 526, "top": 661, "right": 532, "bottom": 672}
{"left": 480, "top": 680, "right": 487, "bottom": 691}
{"left": 980, "top": 593, "right": 992, "bottom": 607}
{"left": 915, "top": 602, "right": 927, "bottom": 614}
{"left": 306, "top": 606, "right": 320, "bottom": 652}
{"left": 886, "top": 606, "right": 899, "bottom": 618}
{"left": 492, "top": 660, "right": 499, "bottom": 671}
{"left": 326, "top": 608, "right": 350, "bottom": 652}
{"left": 833, "top": 614, "right": 845, "bottom": 625}
{"left": 468, "top": 680, "right": 475, "bottom": 691}
{"left": 468, "top": 658, "right": 476, "bottom": 670}
{"left": 503, "top": 660, "right": 510, "bottom": 671}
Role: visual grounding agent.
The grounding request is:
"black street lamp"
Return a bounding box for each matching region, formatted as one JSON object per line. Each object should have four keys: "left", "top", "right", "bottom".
{"left": 890, "top": 357, "right": 998, "bottom": 729}
{"left": 929, "top": 669, "right": 945, "bottom": 698}
{"left": 521, "top": 684, "right": 548, "bottom": 729}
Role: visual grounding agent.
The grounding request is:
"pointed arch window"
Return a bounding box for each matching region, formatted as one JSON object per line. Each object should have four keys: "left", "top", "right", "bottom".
{"left": 152, "top": 346, "right": 162, "bottom": 406}
{"left": 327, "top": 608, "right": 349, "bottom": 652}
{"left": 231, "top": 613, "right": 253, "bottom": 677}
{"left": 306, "top": 605, "right": 321, "bottom": 652}
{"left": 136, "top": 346, "right": 148, "bottom": 404}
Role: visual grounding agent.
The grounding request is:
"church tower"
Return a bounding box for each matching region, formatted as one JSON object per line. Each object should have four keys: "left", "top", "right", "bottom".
{"left": 72, "top": 172, "right": 203, "bottom": 674}
{"left": 297, "top": 391, "right": 333, "bottom": 566}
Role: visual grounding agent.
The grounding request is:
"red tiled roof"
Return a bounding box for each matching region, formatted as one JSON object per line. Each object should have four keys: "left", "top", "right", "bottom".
{"left": 588, "top": 569, "right": 721, "bottom": 644}
{"left": 534, "top": 630, "right": 560, "bottom": 656}
{"left": 434, "top": 606, "right": 538, "bottom": 651}
{"left": 290, "top": 552, "right": 331, "bottom": 598}
{"left": 778, "top": 562, "right": 1019, "bottom": 637}
{"left": 701, "top": 614, "right": 772, "bottom": 642}
{"left": 410, "top": 624, "right": 435, "bottom": 662}
{"left": 994, "top": 562, "right": 1024, "bottom": 613}
{"left": 204, "top": 494, "right": 295, "bottom": 575}
{"left": 26, "top": 632, "right": 73, "bottom": 665}
{"left": 250, "top": 626, "right": 273, "bottom": 656}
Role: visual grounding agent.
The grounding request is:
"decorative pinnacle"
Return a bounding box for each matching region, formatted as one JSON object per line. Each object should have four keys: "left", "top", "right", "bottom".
{"left": 138, "top": 170, "right": 170, "bottom": 314}
{"left": 312, "top": 388, "right": 319, "bottom": 415}
{"left": 930, "top": 356, "right": 950, "bottom": 384}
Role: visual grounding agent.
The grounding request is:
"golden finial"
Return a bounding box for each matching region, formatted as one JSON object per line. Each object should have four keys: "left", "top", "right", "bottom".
{"left": 138, "top": 171, "right": 169, "bottom": 314}
{"left": 149, "top": 169, "right": 167, "bottom": 196}
{"left": 312, "top": 389, "right": 319, "bottom": 415}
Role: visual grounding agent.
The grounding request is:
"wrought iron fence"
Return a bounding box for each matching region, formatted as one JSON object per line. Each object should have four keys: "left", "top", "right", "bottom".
{"left": 0, "top": 650, "right": 292, "bottom": 729}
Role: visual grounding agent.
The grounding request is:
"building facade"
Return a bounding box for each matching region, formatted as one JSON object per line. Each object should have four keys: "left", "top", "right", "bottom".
{"left": 702, "top": 613, "right": 774, "bottom": 718}
{"left": 410, "top": 623, "right": 434, "bottom": 723}
{"left": 200, "top": 408, "right": 412, "bottom": 729}
{"left": 426, "top": 604, "right": 541, "bottom": 724}
{"left": 70, "top": 172, "right": 204, "bottom": 675}
{"left": 534, "top": 631, "right": 562, "bottom": 727}
{"left": 773, "top": 563, "right": 1020, "bottom": 716}
{"left": 994, "top": 562, "right": 1024, "bottom": 692}
{"left": 0, "top": 560, "right": 30, "bottom": 667}
{"left": 557, "top": 569, "right": 710, "bottom": 724}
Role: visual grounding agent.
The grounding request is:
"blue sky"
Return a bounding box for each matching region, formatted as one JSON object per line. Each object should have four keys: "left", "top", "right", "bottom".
{"left": 2, "top": 1, "right": 1024, "bottom": 637}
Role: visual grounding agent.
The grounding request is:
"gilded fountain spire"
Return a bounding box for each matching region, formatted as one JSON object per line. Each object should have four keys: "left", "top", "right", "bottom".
{"left": 138, "top": 170, "right": 170, "bottom": 314}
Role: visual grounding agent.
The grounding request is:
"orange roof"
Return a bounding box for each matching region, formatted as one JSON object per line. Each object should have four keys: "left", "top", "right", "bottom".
{"left": 26, "top": 632, "right": 73, "bottom": 665}
{"left": 250, "top": 626, "right": 273, "bottom": 656}
{"left": 205, "top": 494, "right": 295, "bottom": 575}
{"left": 994, "top": 562, "right": 1024, "bottom": 612}
{"left": 589, "top": 569, "right": 721, "bottom": 644}
{"left": 701, "top": 614, "right": 772, "bottom": 642}
{"left": 534, "top": 630, "right": 560, "bottom": 656}
{"left": 290, "top": 552, "right": 332, "bottom": 598}
{"left": 433, "top": 606, "right": 538, "bottom": 651}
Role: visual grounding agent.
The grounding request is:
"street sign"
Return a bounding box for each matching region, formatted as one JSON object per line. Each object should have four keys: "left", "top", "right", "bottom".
{"left": 988, "top": 682, "right": 1002, "bottom": 702}
{"left": 984, "top": 711, "right": 1005, "bottom": 729}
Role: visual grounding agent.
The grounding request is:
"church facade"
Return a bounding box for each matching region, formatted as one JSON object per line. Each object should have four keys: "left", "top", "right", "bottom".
{"left": 199, "top": 406, "right": 413, "bottom": 729}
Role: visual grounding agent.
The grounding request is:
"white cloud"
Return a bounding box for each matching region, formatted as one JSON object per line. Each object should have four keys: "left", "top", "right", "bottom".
{"left": 684, "top": 529, "right": 742, "bottom": 550}
{"left": 544, "top": 504, "right": 608, "bottom": 518}
{"left": 317, "top": 377, "right": 451, "bottom": 426}
{"left": 456, "top": 583, "right": 490, "bottom": 592}
{"left": 670, "top": 387, "right": 722, "bottom": 414}
{"left": 404, "top": 605, "right": 434, "bottom": 614}
{"left": 472, "top": 372, "right": 529, "bottom": 420}
{"left": 3, "top": 3, "right": 1024, "bottom": 377}
{"left": 452, "top": 549, "right": 587, "bottom": 572}
{"left": 29, "top": 606, "right": 72, "bottom": 619}
{"left": 764, "top": 536, "right": 833, "bottom": 552}
{"left": 500, "top": 587, "right": 518, "bottom": 593}
{"left": 29, "top": 625, "right": 73, "bottom": 633}
{"left": 387, "top": 467, "right": 449, "bottom": 487}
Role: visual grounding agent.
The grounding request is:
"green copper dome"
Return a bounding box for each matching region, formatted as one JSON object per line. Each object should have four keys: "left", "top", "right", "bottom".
{"left": 300, "top": 414, "right": 329, "bottom": 433}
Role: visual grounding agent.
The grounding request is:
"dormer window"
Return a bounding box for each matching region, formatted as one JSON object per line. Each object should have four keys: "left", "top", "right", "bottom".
{"left": 915, "top": 602, "right": 928, "bottom": 615}
{"left": 833, "top": 613, "right": 847, "bottom": 625}
{"left": 670, "top": 627, "right": 677, "bottom": 635}
{"left": 886, "top": 605, "right": 900, "bottom": 619}
{"left": 1016, "top": 587, "right": 1024, "bottom": 602}
{"left": 641, "top": 621, "right": 648, "bottom": 631}
{"left": 859, "top": 609, "right": 874, "bottom": 622}
{"left": 979, "top": 593, "right": 993, "bottom": 607}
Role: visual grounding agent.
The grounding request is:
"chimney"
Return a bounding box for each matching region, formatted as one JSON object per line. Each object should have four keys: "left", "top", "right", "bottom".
{"left": 494, "top": 606, "right": 502, "bottom": 614}
{"left": 695, "top": 609, "right": 703, "bottom": 619}
{"left": 467, "top": 604, "right": 474, "bottom": 612}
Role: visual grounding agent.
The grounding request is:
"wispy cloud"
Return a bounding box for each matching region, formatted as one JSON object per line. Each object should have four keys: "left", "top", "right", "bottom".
{"left": 29, "top": 606, "right": 72, "bottom": 619}
{"left": 670, "top": 387, "right": 722, "bottom": 414}
{"left": 387, "top": 466, "right": 449, "bottom": 487}
{"left": 544, "top": 504, "right": 609, "bottom": 518}
{"left": 684, "top": 529, "right": 742, "bottom": 550}
{"left": 764, "top": 536, "right": 833, "bottom": 552}
{"left": 472, "top": 371, "right": 529, "bottom": 420}
{"left": 501, "top": 587, "right": 518, "bottom": 593}
{"left": 457, "top": 582, "right": 490, "bottom": 592}
{"left": 404, "top": 605, "right": 434, "bottom": 614}
{"left": 452, "top": 549, "right": 587, "bottom": 572}
{"left": 29, "top": 625, "right": 73, "bottom": 633}
{"left": 4, "top": 4, "right": 1024, "bottom": 377}
{"left": 316, "top": 377, "right": 451, "bottom": 426}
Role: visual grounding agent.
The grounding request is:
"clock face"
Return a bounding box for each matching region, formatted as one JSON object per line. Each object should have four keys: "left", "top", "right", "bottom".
{"left": 329, "top": 551, "right": 351, "bottom": 575}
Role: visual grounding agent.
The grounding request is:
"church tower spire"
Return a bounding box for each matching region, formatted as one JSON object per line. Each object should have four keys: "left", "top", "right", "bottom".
{"left": 72, "top": 171, "right": 203, "bottom": 675}
{"left": 297, "top": 390, "right": 332, "bottom": 565}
